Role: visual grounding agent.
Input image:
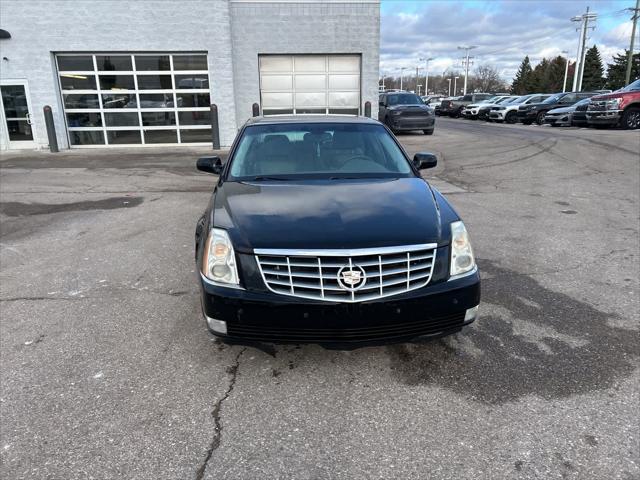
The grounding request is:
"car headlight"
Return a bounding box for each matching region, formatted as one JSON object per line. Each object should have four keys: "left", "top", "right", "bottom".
{"left": 496, "top": 106, "right": 506, "bottom": 111}
{"left": 605, "top": 98, "right": 622, "bottom": 109}
{"left": 450, "top": 221, "right": 476, "bottom": 277}
{"left": 201, "top": 228, "right": 239, "bottom": 285}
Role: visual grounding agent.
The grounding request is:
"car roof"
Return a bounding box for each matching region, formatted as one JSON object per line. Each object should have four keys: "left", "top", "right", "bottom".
{"left": 245, "top": 115, "right": 380, "bottom": 126}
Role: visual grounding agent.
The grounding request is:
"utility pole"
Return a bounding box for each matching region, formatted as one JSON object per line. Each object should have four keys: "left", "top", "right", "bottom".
{"left": 420, "top": 57, "right": 434, "bottom": 95}
{"left": 415, "top": 65, "right": 419, "bottom": 93}
{"left": 454, "top": 76, "right": 459, "bottom": 95}
{"left": 562, "top": 50, "right": 570, "bottom": 92}
{"left": 400, "top": 67, "right": 407, "bottom": 91}
{"left": 571, "top": 15, "right": 583, "bottom": 91}
{"left": 571, "top": 7, "right": 597, "bottom": 92}
{"left": 625, "top": 0, "right": 640, "bottom": 85}
{"left": 447, "top": 78, "right": 452, "bottom": 96}
{"left": 458, "top": 45, "right": 476, "bottom": 95}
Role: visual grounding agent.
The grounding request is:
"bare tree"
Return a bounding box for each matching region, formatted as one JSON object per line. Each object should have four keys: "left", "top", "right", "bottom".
{"left": 471, "top": 64, "right": 507, "bottom": 93}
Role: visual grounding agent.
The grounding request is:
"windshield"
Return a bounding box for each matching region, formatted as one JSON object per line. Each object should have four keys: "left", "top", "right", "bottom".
{"left": 542, "top": 94, "right": 563, "bottom": 104}
{"left": 386, "top": 93, "right": 423, "bottom": 105}
{"left": 495, "top": 96, "right": 514, "bottom": 104}
{"left": 621, "top": 78, "right": 640, "bottom": 92}
{"left": 228, "top": 123, "right": 414, "bottom": 180}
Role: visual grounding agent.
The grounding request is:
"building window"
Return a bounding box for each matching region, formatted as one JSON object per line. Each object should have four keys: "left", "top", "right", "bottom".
{"left": 56, "top": 53, "right": 210, "bottom": 146}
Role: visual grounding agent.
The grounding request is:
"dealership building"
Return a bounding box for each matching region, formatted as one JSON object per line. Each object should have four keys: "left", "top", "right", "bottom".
{"left": 0, "top": 0, "right": 380, "bottom": 150}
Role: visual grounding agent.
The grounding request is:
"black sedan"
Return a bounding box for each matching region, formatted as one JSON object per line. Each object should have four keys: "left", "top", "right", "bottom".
{"left": 378, "top": 92, "right": 435, "bottom": 134}
{"left": 195, "top": 116, "right": 480, "bottom": 346}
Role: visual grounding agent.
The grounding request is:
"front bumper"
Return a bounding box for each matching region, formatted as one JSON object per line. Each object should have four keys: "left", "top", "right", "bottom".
{"left": 489, "top": 110, "right": 505, "bottom": 120}
{"left": 586, "top": 110, "right": 621, "bottom": 125}
{"left": 200, "top": 269, "right": 480, "bottom": 346}
{"left": 544, "top": 113, "right": 571, "bottom": 126}
{"left": 388, "top": 116, "right": 435, "bottom": 131}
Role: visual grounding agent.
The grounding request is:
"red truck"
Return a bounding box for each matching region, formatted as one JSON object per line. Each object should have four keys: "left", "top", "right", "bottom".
{"left": 586, "top": 78, "right": 640, "bottom": 129}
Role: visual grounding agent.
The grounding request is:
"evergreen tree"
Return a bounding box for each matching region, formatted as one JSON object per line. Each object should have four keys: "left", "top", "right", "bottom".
{"left": 511, "top": 56, "right": 533, "bottom": 94}
{"left": 606, "top": 50, "right": 640, "bottom": 90}
{"left": 528, "top": 58, "right": 549, "bottom": 93}
{"left": 546, "top": 56, "right": 568, "bottom": 92}
{"left": 581, "top": 45, "right": 605, "bottom": 91}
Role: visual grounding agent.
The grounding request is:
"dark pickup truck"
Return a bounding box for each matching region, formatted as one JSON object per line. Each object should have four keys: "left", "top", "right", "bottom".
{"left": 517, "top": 92, "right": 598, "bottom": 125}
{"left": 440, "top": 93, "right": 494, "bottom": 117}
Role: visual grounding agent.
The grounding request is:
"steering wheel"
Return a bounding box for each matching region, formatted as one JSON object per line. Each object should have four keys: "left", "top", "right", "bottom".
{"left": 338, "top": 154, "right": 376, "bottom": 171}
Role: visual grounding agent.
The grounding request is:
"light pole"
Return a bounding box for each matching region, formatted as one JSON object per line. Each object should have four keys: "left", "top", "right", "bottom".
{"left": 457, "top": 45, "right": 477, "bottom": 95}
{"left": 400, "top": 67, "right": 407, "bottom": 91}
{"left": 454, "top": 76, "right": 459, "bottom": 95}
{"left": 419, "top": 57, "right": 434, "bottom": 95}
{"left": 561, "top": 50, "right": 570, "bottom": 92}
{"left": 447, "top": 78, "right": 452, "bottom": 96}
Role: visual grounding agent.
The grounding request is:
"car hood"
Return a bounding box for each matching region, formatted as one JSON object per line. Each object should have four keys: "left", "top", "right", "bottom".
{"left": 212, "top": 178, "right": 449, "bottom": 252}
{"left": 547, "top": 105, "right": 575, "bottom": 114}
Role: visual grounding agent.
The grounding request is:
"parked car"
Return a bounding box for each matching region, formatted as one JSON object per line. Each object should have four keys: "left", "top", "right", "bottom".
{"left": 544, "top": 98, "right": 591, "bottom": 127}
{"left": 517, "top": 92, "right": 598, "bottom": 125}
{"left": 488, "top": 94, "right": 551, "bottom": 123}
{"left": 571, "top": 97, "right": 591, "bottom": 127}
{"left": 586, "top": 78, "right": 640, "bottom": 129}
{"left": 423, "top": 96, "right": 445, "bottom": 110}
{"left": 436, "top": 97, "right": 462, "bottom": 115}
{"left": 445, "top": 93, "right": 494, "bottom": 118}
{"left": 378, "top": 92, "right": 435, "bottom": 135}
{"left": 194, "top": 115, "right": 481, "bottom": 345}
{"left": 463, "top": 96, "right": 517, "bottom": 120}
{"left": 435, "top": 96, "right": 458, "bottom": 116}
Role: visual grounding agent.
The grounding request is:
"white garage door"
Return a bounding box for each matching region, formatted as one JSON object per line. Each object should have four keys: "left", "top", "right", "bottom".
{"left": 259, "top": 55, "right": 360, "bottom": 116}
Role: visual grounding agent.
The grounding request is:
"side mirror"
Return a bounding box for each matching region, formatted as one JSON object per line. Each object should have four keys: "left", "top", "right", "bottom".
{"left": 413, "top": 152, "right": 437, "bottom": 170}
{"left": 196, "top": 156, "right": 223, "bottom": 175}
{"left": 379, "top": 101, "right": 385, "bottom": 107}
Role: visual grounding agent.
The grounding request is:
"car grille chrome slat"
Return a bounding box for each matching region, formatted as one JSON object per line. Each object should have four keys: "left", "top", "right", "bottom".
{"left": 255, "top": 244, "right": 437, "bottom": 303}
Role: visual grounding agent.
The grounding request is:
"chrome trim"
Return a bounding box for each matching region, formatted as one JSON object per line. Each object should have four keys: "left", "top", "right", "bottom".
{"left": 254, "top": 243, "right": 438, "bottom": 257}
{"left": 254, "top": 244, "right": 438, "bottom": 303}
{"left": 448, "top": 265, "right": 478, "bottom": 281}
{"left": 199, "top": 272, "right": 245, "bottom": 290}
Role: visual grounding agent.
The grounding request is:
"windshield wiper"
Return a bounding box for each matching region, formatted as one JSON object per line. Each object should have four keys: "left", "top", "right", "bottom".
{"left": 249, "top": 176, "right": 292, "bottom": 181}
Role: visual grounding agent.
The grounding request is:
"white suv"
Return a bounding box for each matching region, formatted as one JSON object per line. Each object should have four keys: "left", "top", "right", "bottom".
{"left": 488, "top": 94, "right": 551, "bottom": 123}
{"left": 462, "top": 96, "right": 513, "bottom": 119}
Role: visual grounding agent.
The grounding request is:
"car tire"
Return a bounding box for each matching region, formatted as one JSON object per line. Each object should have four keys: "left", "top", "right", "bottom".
{"left": 423, "top": 129, "right": 434, "bottom": 135}
{"left": 505, "top": 112, "right": 517, "bottom": 124}
{"left": 535, "top": 111, "right": 546, "bottom": 125}
{"left": 620, "top": 107, "right": 640, "bottom": 130}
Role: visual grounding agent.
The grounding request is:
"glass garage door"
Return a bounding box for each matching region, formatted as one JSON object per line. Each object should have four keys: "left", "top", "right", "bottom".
{"left": 259, "top": 55, "right": 360, "bottom": 116}
{"left": 56, "top": 53, "right": 211, "bottom": 146}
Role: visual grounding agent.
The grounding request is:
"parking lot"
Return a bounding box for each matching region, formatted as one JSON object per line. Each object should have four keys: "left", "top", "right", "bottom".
{"left": 1, "top": 117, "right": 638, "bottom": 479}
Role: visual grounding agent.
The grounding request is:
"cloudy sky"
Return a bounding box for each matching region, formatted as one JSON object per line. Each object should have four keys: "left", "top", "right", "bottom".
{"left": 379, "top": 0, "right": 638, "bottom": 82}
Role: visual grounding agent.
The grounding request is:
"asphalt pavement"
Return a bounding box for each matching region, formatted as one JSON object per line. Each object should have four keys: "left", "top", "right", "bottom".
{"left": 1, "top": 118, "right": 638, "bottom": 479}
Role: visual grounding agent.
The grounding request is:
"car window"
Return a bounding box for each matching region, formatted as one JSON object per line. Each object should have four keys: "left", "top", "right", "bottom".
{"left": 462, "top": 95, "right": 473, "bottom": 102}
{"left": 542, "top": 94, "right": 563, "bottom": 104}
{"left": 386, "top": 93, "right": 422, "bottom": 106}
{"left": 559, "top": 93, "right": 577, "bottom": 103}
{"left": 621, "top": 78, "right": 640, "bottom": 91}
{"left": 228, "top": 123, "right": 413, "bottom": 179}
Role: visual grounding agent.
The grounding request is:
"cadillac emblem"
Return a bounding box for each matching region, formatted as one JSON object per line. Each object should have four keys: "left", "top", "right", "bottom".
{"left": 337, "top": 265, "right": 366, "bottom": 291}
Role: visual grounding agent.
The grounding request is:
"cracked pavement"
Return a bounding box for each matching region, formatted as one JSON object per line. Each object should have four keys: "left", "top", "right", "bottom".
{"left": 0, "top": 118, "right": 638, "bottom": 479}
